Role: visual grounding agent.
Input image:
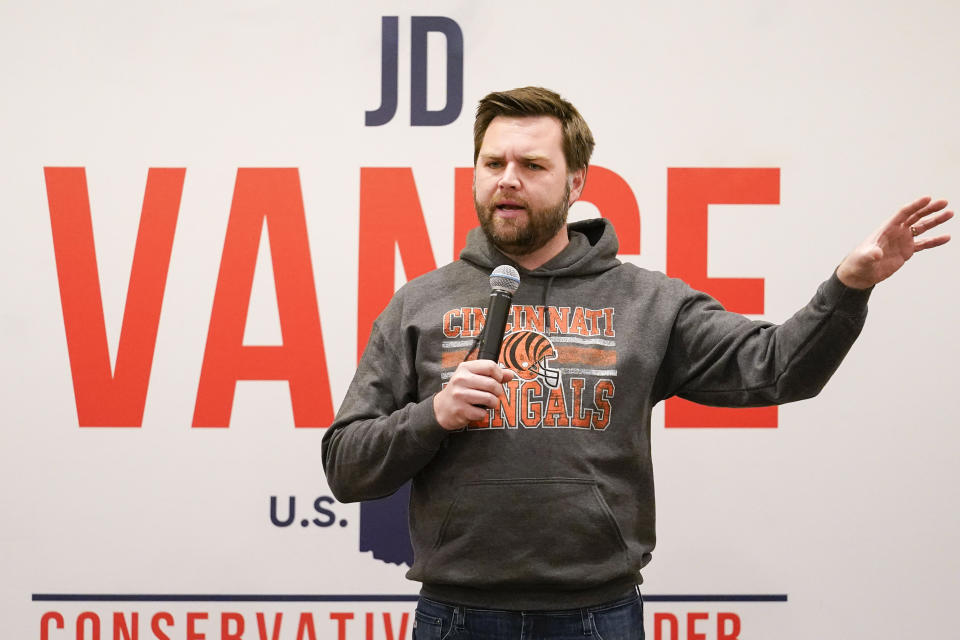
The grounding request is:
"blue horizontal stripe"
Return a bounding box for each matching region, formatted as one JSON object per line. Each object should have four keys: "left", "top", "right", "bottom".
{"left": 32, "top": 593, "right": 787, "bottom": 603}
{"left": 645, "top": 595, "right": 787, "bottom": 602}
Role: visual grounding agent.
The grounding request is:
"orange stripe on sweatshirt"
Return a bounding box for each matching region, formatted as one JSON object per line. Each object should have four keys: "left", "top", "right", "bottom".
{"left": 556, "top": 345, "right": 617, "bottom": 368}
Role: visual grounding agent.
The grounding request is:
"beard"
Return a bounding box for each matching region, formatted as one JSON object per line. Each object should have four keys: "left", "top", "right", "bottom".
{"left": 474, "top": 183, "right": 571, "bottom": 256}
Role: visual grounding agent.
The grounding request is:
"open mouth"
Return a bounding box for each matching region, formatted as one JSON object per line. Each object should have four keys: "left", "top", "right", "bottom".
{"left": 496, "top": 202, "right": 527, "bottom": 213}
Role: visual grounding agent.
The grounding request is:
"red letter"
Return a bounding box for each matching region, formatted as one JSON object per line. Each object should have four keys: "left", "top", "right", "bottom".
{"left": 221, "top": 612, "right": 244, "bottom": 640}
{"left": 256, "top": 612, "right": 282, "bottom": 640}
{"left": 654, "top": 612, "right": 678, "bottom": 640}
{"left": 384, "top": 612, "right": 410, "bottom": 640}
{"left": 686, "top": 612, "right": 709, "bottom": 640}
{"left": 357, "top": 168, "right": 438, "bottom": 359}
{"left": 329, "top": 612, "right": 354, "bottom": 640}
{"left": 113, "top": 612, "right": 137, "bottom": 640}
{"left": 41, "top": 612, "right": 64, "bottom": 640}
{"left": 717, "top": 612, "right": 741, "bottom": 640}
{"left": 453, "top": 167, "right": 475, "bottom": 260}
{"left": 77, "top": 611, "right": 100, "bottom": 639}
{"left": 45, "top": 167, "right": 184, "bottom": 426}
{"left": 186, "top": 612, "right": 207, "bottom": 640}
{"left": 454, "top": 165, "right": 641, "bottom": 259}
{"left": 579, "top": 165, "right": 641, "bottom": 254}
{"left": 150, "top": 612, "right": 173, "bottom": 640}
{"left": 193, "top": 168, "right": 333, "bottom": 427}
{"left": 295, "top": 613, "right": 317, "bottom": 640}
{"left": 666, "top": 167, "right": 779, "bottom": 428}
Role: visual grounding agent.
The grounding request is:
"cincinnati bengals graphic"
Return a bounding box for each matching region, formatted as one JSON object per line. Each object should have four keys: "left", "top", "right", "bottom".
{"left": 499, "top": 330, "right": 561, "bottom": 388}
{"left": 441, "top": 304, "right": 619, "bottom": 432}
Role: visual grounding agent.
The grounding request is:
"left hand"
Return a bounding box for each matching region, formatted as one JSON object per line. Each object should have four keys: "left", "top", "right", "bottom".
{"left": 836, "top": 196, "right": 953, "bottom": 289}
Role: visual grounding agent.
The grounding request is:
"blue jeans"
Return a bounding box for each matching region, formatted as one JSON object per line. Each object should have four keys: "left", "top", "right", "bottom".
{"left": 412, "top": 591, "right": 644, "bottom": 640}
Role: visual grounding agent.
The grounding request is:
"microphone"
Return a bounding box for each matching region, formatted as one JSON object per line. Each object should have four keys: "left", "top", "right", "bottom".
{"left": 478, "top": 265, "right": 521, "bottom": 362}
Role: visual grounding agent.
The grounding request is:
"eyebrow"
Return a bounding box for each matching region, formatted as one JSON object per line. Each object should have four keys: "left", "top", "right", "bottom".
{"left": 478, "top": 152, "right": 553, "bottom": 163}
{"left": 521, "top": 154, "right": 551, "bottom": 163}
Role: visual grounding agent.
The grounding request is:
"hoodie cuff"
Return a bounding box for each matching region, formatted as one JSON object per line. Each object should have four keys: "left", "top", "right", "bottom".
{"left": 407, "top": 395, "right": 449, "bottom": 451}
{"left": 823, "top": 269, "right": 873, "bottom": 316}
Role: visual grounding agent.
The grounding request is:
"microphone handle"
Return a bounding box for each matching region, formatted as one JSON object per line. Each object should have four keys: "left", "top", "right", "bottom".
{"left": 478, "top": 290, "right": 513, "bottom": 362}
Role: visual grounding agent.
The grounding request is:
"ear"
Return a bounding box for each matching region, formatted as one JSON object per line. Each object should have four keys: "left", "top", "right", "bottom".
{"left": 568, "top": 167, "right": 587, "bottom": 204}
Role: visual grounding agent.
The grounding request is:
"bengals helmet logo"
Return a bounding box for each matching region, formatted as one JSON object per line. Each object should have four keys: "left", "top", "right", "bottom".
{"left": 499, "top": 331, "right": 561, "bottom": 388}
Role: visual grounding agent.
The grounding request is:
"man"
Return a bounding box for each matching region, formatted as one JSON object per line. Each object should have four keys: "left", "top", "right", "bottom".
{"left": 322, "top": 87, "right": 951, "bottom": 639}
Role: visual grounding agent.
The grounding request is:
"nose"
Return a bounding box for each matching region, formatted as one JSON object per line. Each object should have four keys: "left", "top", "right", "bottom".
{"left": 498, "top": 162, "right": 520, "bottom": 190}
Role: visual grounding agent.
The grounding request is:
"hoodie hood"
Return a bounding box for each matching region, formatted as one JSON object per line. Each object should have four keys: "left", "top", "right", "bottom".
{"left": 459, "top": 218, "right": 622, "bottom": 278}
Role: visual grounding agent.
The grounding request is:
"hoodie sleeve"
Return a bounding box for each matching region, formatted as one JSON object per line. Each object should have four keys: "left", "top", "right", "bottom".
{"left": 321, "top": 308, "right": 449, "bottom": 503}
{"left": 654, "top": 271, "right": 872, "bottom": 406}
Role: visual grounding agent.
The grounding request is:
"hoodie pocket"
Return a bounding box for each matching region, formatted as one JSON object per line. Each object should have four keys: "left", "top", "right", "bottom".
{"left": 424, "top": 478, "right": 630, "bottom": 588}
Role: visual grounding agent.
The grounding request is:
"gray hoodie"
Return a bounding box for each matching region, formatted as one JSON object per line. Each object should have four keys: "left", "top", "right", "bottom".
{"left": 322, "top": 218, "right": 870, "bottom": 609}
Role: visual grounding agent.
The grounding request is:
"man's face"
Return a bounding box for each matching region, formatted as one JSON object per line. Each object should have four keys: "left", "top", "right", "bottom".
{"left": 474, "top": 115, "right": 584, "bottom": 256}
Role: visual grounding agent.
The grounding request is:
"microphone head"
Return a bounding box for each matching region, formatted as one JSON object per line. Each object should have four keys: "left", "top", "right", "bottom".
{"left": 490, "top": 265, "right": 521, "bottom": 294}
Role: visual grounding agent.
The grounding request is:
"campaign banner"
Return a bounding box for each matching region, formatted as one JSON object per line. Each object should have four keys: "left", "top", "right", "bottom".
{"left": 2, "top": 2, "right": 958, "bottom": 638}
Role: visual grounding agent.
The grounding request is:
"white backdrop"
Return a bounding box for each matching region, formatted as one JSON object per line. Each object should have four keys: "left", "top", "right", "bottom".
{"left": 2, "top": 1, "right": 958, "bottom": 638}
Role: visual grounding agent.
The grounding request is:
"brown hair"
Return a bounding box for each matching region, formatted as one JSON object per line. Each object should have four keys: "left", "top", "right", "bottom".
{"left": 473, "top": 87, "right": 595, "bottom": 173}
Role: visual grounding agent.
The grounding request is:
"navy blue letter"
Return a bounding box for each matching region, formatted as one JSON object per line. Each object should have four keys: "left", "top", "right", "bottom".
{"left": 270, "top": 496, "right": 296, "bottom": 527}
{"left": 365, "top": 16, "right": 399, "bottom": 126}
{"left": 410, "top": 16, "right": 464, "bottom": 126}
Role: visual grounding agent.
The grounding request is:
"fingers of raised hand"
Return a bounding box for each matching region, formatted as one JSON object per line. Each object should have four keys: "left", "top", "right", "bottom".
{"left": 914, "top": 233, "right": 952, "bottom": 252}
{"left": 894, "top": 196, "right": 933, "bottom": 224}
{"left": 906, "top": 198, "right": 949, "bottom": 227}
{"left": 910, "top": 208, "right": 953, "bottom": 235}
{"left": 907, "top": 205, "right": 953, "bottom": 253}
